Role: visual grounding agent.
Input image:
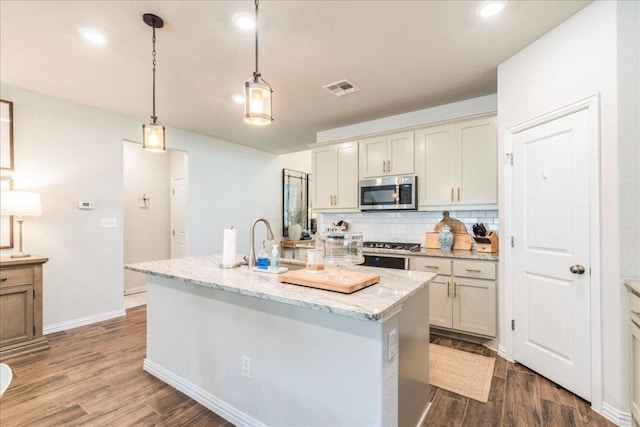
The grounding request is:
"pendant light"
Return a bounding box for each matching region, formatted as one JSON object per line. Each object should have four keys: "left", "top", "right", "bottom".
{"left": 142, "top": 13, "right": 166, "bottom": 152}
{"left": 244, "top": 0, "right": 273, "bottom": 126}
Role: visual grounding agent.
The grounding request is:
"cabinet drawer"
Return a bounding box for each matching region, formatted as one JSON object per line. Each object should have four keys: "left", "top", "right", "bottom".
{"left": 412, "top": 257, "right": 452, "bottom": 275}
{"left": 453, "top": 259, "right": 495, "bottom": 280}
{"left": 0, "top": 267, "right": 34, "bottom": 288}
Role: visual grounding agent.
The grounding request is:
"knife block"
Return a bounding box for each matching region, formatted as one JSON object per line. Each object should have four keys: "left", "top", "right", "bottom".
{"left": 473, "top": 232, "right": 499, "bottom": 253}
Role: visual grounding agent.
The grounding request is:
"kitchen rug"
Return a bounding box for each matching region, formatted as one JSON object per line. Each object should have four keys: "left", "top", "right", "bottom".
{"left": 429, "top": 344, "right": 495, "bottom": 403}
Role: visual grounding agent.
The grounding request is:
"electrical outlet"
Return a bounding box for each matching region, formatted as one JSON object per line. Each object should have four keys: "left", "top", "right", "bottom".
{"left": 388, "top": 329, "right": 398, "bottom": 361}
{"left": 242, "top": 356, "right": 251, "bottom": 379}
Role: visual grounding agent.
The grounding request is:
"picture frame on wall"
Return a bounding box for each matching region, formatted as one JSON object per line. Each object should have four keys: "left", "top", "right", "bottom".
{"left": 0, "top": 99, "right": 15, "bottom": 249}
{"left": 1, "top": 179, "right": 14, "bottom": 249}
{"left": 0, "top": 99, "right": 14, "bottom": 171}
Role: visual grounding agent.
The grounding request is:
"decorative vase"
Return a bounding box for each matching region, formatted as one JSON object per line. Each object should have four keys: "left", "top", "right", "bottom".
{"left": 438, "top": 224, "right": 454, "bottom": 251}
{"left": 288, "top": 223, "right": 303, "bottom": 241}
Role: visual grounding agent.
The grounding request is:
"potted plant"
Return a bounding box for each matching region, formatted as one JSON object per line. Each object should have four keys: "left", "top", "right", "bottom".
{"left": 285, "top": 208, "right": 306, "bottom": 241}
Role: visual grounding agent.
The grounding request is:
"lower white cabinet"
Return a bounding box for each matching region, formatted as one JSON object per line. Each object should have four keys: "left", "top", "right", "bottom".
{"left": 411, "top": 256, "right": 497, "bottom": 337}
{"left": 628, "top": 282, "right": 640, "bottom": 427}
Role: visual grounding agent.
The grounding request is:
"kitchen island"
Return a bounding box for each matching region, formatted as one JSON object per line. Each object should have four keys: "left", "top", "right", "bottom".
{"left": 126, "top": 255, "right": 434, "bottom": 427}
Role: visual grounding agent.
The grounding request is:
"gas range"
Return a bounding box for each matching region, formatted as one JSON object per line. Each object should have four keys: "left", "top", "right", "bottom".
{"left": 363, "top": 241, "right": 421, "bottom": 252}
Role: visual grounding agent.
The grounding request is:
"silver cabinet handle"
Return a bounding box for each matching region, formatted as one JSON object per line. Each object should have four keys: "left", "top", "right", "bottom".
{"left": 425, "top": 265, "right": 439, "bottom": 270}
{"left": 451, "top": 188, "right": 454, "bottom": 202}
{"left": 454, "top": 282, "right": 457, "bottom": 298}
{"left": 457, "top": 187, "right": 460, "bottom": 202}
{"left": 447, "top": 281, "right": 450, "bottom": 298}
{"left": 569, "top": 265, "right": 585, "bottom": 274}
{"left": 387, "top": 160, "right": 391, "bottom": 173}
{"left": 465, "top": 269, "right": 482, "bottom": 273}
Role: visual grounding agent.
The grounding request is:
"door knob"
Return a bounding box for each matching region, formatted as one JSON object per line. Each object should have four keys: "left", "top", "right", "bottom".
{"left": 569, "top": 265, "right": 585, "bottom": 274}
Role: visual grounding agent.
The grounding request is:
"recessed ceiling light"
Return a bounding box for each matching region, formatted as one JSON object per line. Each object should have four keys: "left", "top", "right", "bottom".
{"left": 79, "top": 28, "right": 108, "bottom": 45}
{"left": 232, "top": 94, "right": 245, "bottom": 104}
{"left": 477, "top": 1, "right": 507, "bottom": 18}
{"left": 232, "top": 12, "right": 255, "bottom": 31}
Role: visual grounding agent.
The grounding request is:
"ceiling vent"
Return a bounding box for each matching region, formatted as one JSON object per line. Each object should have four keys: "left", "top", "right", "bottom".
{"left": 323, "top": 79, "right": 360, "bottom": 97}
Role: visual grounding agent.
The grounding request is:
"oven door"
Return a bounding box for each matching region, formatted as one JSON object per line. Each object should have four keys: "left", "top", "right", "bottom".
{"left": 362, "top": 255, "right": 409, "bottom": 270}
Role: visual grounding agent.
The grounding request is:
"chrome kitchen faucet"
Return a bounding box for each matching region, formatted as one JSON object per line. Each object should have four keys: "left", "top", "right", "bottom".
{"left": 248, "top": 217, "right": 275, "bottom": 268}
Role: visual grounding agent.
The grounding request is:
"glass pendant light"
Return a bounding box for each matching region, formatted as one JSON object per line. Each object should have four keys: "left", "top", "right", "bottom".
{"left": 244, "top": 0, "right": 273, "bottom": 126}
{"left": 142, "top": 13, "right": 166, "bottom": 152}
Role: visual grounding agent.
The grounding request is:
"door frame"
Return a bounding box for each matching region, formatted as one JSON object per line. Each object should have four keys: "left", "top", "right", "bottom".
{"left": 170, "top": 176, "right": 188, "bottom": 259}
{"left": 502, "top": 94, "right": 602, "bottom": 411}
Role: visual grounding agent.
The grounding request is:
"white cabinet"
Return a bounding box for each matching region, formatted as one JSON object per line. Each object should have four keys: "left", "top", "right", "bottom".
{"left": 312, "top": 141, "right": 359, "bottom": 211}
{"left": 359, "top": 132, "right": 414, "bottom": 178}
{"left": 416, "top": 116, "right": 497, "bottom": 210}
{"left": 628, "top": 283, "right": 640, "bottom": 427}
{"left": 411, "top": 256, "right": 497, "bottom": 337}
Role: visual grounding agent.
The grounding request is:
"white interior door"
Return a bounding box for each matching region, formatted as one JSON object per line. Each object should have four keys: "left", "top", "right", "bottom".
{"left": 512, "top": 108, "right": 591, "bottom": 401}
{"left": 171, "top": 177, "right": 187, "bottom": 258}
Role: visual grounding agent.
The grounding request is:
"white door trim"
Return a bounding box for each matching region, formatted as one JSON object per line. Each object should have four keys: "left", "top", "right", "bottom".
{"left": 503, "top": 94, "right": 602, "bottom": 411}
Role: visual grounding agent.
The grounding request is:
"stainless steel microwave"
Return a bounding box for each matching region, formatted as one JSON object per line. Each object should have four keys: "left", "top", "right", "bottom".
{"left": 359, "top": 175, "right": 417, "bottom": 211}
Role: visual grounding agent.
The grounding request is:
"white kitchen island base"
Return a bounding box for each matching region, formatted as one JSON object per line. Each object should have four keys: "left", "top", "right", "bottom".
{"left": 129, "top": 256, "right": 432, "bottom": 426}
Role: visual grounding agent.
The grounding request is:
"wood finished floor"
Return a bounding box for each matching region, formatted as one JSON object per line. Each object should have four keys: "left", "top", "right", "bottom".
{"left": 0, "top": 306, "right": 616, "bottom": 427}
{"left": 0, "top": 306, "right": 230, "bottom": 426}
{"left": 423, "top": 335, "right": 616, "bottom": 427}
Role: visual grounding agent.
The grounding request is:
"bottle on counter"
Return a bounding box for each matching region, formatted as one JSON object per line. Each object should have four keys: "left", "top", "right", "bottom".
{"left": 270, "top": 244, "right": 280, "bottom": 272}
{"left": 257, "top": 240, "right": 269, "bottom": 269}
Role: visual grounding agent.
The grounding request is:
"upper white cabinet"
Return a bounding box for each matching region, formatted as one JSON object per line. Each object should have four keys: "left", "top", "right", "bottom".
{"left": 416, "top": 116, "right": 497, "bottom": 210}
{"left": 312, "top": 141, "right": 359, "bottom": 211}
{"left": 359, "top": 132, "right": 414, "bottom": 178}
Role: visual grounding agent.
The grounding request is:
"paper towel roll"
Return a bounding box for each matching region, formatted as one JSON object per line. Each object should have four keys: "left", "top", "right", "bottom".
{"left": 222, "top": 226, "right": 237, "bottom": 266}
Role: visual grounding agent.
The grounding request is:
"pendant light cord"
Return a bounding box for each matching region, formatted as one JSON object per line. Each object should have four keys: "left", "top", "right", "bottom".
{"left": 152, "top": 24, "right": 157, "bottom": 122}
{"left": 254, "top": 0, "right": 259, "bottom": 79}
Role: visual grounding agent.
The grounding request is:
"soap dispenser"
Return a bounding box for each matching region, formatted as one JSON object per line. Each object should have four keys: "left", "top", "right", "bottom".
{"left": 270, "top": 244, "right": 280, "bottom": 272}
{"left": 257, "top": 240, "right": 269, "bottom": 269}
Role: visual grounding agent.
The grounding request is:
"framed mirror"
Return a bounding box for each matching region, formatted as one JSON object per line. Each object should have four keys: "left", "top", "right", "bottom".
{"left": 1, "top": 100, "right": 14, "bottom": 171}
{"left": 282, "top": 169, "right": 308, "bottom": 238}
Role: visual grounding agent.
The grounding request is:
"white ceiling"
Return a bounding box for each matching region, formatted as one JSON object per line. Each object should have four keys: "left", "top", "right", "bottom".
{"left": 0, "top": 1, "right": 590, "bottom": 154}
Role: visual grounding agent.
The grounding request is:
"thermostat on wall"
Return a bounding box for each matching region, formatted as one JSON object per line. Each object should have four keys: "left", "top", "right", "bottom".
{"left": 78, "top": 201, "right": 95, "bottom": 210}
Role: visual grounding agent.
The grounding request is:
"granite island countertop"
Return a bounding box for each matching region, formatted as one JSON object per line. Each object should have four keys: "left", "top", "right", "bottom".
{"left": 125, "top": 254, "right": 435, "bottom": 322}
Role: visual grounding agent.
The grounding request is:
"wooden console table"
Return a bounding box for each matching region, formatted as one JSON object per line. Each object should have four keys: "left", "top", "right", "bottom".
{"left": 0, "top": 256, "right": 49, "bottom": 360}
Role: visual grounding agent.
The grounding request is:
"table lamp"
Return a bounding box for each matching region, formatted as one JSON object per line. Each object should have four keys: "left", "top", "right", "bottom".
{"left": 1, "top": 191, "right": 42, "bottom": 258}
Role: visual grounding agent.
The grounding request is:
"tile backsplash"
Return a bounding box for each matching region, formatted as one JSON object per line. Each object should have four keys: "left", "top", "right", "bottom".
{"left": 317, "top": 210, "right": 499, "bottom": 243}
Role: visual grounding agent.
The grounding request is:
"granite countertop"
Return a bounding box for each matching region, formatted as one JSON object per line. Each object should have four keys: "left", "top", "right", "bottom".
{"left": 624, "top": 277, "right": 640, "bottom": 295}
{"left": 363, "top": 247, "right": 499, "bottom": 261}
{"left": 125, "top": 254, "right": 435, "bottom": 322}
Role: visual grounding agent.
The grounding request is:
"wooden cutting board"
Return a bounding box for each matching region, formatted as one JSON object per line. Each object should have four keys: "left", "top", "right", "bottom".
{"left": 278, "top": 269, "right": 380, "bottom": 294}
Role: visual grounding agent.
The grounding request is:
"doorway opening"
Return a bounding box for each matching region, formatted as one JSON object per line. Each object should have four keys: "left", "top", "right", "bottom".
{"left": 123, "top": 140, "right": 188, "bottom": 303}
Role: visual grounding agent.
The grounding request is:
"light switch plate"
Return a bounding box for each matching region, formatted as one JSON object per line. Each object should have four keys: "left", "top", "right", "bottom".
{"left": 100, "top": 218, "right": 117, "bottom": 228}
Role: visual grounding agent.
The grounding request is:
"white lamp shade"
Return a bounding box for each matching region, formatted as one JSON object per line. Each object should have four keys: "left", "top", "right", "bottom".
{"left": 1, "top": 191, "right": 42, "bottom": 216}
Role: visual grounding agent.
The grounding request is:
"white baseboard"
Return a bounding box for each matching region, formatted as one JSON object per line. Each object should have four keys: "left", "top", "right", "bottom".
{"left": 143, "top": 359, "right": 267, "bottom": 427}
{"left": 497, "top": 344, "right": 512, "bottom": 361}
{"left": 416, "top": 402, "right": 432, "bottom": 427}
{"left": 600, "top": 401, "right": 632, "bottom": 427}
{"left": 124, "top": 286, "right": 146, "bottom": 296}
{"left": 43, "top": 309, "right": 126, "bottom": 335}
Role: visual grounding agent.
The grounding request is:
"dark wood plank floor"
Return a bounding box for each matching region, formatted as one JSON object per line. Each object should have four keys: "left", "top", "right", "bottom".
{"left": 424, "top": 335, "right": 616, "bottom": 427}
{"left": 0, "top": 306, "right": 230, "bottom": 427}
{"left": 0, "top": 306, "right": 615, "bottom": 427}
